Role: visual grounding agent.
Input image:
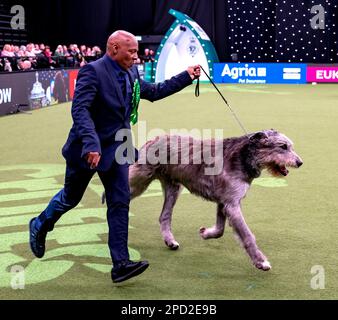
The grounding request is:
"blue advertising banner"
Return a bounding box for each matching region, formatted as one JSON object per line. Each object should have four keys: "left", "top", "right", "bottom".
{"left": 213, "top": 63, "right": 307, "bottom": 84}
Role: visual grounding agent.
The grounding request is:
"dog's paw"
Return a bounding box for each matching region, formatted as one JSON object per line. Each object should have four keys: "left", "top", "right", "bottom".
{"left": 165, "top": 240, "right": 180, "bottom": 250}
{"left": 255, "top": 260, "right": 272, "bottom": 271}
{"left": 199, "top": 227, "right": 208, "bottom": 239}
{"left": 199, "top": 226, "right": 223, "bottom": 239}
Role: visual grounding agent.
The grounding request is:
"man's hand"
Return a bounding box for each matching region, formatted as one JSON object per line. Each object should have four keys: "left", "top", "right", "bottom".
{"left": 187, "top": 65, "right": 201, "bottom": 80}
{"left": 85, "top": 152, "right": 101, "bottom": 169}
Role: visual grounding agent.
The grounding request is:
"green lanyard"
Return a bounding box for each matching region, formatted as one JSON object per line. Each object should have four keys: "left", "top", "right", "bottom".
{"left": 130, "top": 78, "right": 140, "bottom": 125}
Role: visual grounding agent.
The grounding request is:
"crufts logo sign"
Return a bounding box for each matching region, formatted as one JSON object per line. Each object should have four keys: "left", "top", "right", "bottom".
{"left": 187, "top": 37, "right": 199, "bottom": 58}
{"left": 10, "top": 5, "right": 25, "bottom": 30}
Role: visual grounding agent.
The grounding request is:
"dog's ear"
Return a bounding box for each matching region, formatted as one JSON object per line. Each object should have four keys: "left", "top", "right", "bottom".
{"left": 249, "top": 131, "right": 269, "bottom": 143}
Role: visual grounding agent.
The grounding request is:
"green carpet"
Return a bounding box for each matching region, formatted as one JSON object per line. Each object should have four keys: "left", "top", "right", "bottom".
{"left": 0, "top": 83, "right": 337, "bottom": 299}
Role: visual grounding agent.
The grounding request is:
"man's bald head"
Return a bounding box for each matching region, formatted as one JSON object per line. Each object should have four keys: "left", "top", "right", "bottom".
{"left": 106, "top": 30, "right": 136, "bottom": 54}
{"left": 106, "top": 30, "right": 139, "bottom": 69}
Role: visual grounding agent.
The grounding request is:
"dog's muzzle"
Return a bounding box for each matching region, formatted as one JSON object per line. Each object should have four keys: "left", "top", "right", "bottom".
{"left": 275, "top": 159, "right": 303, "bottom": 176}
{"left": 275, "top": 164, "right": 289, "bottom": 176}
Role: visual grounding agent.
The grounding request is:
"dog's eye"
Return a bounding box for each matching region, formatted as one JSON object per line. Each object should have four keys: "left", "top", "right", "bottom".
{"left": 280, "top": 144, "right": 288, "bottom": 150}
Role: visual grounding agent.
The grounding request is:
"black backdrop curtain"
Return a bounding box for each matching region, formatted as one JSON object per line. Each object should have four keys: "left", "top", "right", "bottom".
{"left": 22, "top": 0, "right": 227, "bottom": 59}
{"left": 3, "top": 0, "right": 337, "bottom": 63}
{"left": 25, "top": 0, "right": 115, "bottom": 49}
{"left": 152, "top": 1, "right": 215, "bottom": 36}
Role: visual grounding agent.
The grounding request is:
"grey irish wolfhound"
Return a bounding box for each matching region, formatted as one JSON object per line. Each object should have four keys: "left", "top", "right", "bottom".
{"left": 127, "top": 129, "right": 303, "bottom": 271}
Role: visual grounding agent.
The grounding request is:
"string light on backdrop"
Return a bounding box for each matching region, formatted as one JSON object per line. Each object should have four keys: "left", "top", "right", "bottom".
{"left": 225, "top": 0, "right": 338, "bottom": 62}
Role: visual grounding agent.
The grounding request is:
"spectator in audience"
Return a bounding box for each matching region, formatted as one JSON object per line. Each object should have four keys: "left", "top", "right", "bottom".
{"left": 13, "top": 46, "right": 20, "bottom": 57}
{"left": 80, "top": 45, "right": 87, "bottom": 56}
{"left": 4, "top": 58, "right": 12, "bottom": 72}
{"left": 54, "top": 45, "right": 63, "bottom": 56}
{"left": 141, "top": 48, "right": 155, "bottom": 63}
{"left": 70, "top": 44, "right": 80, "bottom": 56}
{"left": 25, "top": 43, "right": 38, "bottom": 68}
{"left": 92, "top": 46, "right": 102, "bottom": 57}
{"left": 17, "top": 49, "right": 25, "bottom": 57}
{"left": 54, "top": 45, "right": 66, "bottom": 67}
{"left": 23, "top": 60, "right": 33, "bottom": 70}
{"left": 17, "top": 59, "right": 32, "bottom": 71}
{"left": 43, "top": 46, "right": 56, "bottom": 67}
{"left": 86, "top": 47, "right": 92, "bottom": 57}
{"left": 64, "top": 45, "right": 73, "bottom": 67}
{"left": 1, "top": 45, "right": 16, "bottom": 71}
{"left": 0, "top": 42, "right": 104, "bottom": 72}
{"left": 26, "top": 43, "right": 36, "bottom": 58}
{"left": 63, "top": 45, "right": 70, "bottom": 56}
{"left": 1, "top": 44, "right": 15, "bottom": 57}
{"left": 78, "top": 54, "right": 87, "bottom": 67}
{"left": 68, "top": 44, "right": 80, "bottom": 67}
{"left": 34, "top": 44, "right": 42, "bottom": 55}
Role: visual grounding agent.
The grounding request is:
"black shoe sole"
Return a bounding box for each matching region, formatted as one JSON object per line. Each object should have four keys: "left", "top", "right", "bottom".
{"left": 112, "top": 263, "right": 149, "bottom": 283}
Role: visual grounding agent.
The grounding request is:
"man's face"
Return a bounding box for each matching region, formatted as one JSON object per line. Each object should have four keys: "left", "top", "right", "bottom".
{"left": 114, "top": 37, "right": 139, "bottom": 70}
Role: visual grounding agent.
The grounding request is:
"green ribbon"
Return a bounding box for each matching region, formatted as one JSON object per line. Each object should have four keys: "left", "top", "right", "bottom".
{"left": 130, "top": 79, "right": 140, "bottom": 125}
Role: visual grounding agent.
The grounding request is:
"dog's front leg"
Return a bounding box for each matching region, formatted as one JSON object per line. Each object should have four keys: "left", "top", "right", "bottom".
{"left": 200, "top": 203, "right": 226, "bottom": 239}
{"left": 227, "top": 205, "right": 271, "bottom": 271}
{"left": 159, "top": 182, "right": 182, "bottom": 250}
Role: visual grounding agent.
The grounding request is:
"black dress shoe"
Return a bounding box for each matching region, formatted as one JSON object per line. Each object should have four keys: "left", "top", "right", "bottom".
{"left": 29, "top": 218, "right": 47, "bottom": 258}
{"left": 111, "top": 260, "right": 149, "bottom": 283}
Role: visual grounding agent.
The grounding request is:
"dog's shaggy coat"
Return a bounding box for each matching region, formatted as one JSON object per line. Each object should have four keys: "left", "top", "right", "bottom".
{"left": 128, "top": 129, "right": 303, "bottom": 271}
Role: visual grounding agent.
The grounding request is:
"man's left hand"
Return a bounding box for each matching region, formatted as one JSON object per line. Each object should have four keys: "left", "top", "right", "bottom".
{"left": 187, "top": 65, "right": 201, "bottom": 80}
{"left": 85, "top": 152, "right": 101, "bottom": 169}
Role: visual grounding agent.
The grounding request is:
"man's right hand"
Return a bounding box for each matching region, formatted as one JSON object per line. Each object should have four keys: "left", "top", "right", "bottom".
{"left": 85, "top": 152, "right": 101, "bottom": 169}
{"left": 187, "top": 65, "right": 201, "bottom": 80}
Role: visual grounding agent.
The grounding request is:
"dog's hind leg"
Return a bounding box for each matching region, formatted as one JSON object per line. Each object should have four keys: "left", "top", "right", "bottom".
{"left": 129, "top": 164, "right": 155, "bottom": 199}
{"left": 226, "top": 205, "right": 271, "bottom": 271}
{"left": 159, "top": 180, "right": 183, "bottom": 250}
{"left": 199, "top": 203, "right": 226, "bottom": 239}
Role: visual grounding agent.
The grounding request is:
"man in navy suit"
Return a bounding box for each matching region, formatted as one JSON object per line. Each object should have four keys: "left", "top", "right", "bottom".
{"left": 29, "top": 30, "right": 201, "bottom": 283}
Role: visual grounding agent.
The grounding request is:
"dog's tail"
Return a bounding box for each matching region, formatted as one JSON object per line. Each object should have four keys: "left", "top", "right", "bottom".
{"left": 101, "top": 139, "right": 160, "bottom": 205}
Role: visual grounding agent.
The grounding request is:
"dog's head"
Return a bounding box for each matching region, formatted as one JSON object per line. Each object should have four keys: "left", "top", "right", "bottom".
{"left": 248, "top": 129, "right": 303, "bottom": 177}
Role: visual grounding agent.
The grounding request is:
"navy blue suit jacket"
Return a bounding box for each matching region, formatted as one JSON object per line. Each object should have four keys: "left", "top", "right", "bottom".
{"left": 62, "top": 54, "right": 193, "bottom": 171}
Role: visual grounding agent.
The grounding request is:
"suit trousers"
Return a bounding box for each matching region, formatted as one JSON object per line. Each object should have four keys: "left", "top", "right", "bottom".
{"left": 36, "top": 161, "right": 131, "bottom": 264}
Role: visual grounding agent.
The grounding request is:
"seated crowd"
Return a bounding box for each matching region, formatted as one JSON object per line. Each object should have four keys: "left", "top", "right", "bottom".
{"left": 0, "top": 43, "right": 103, "bottom": 72}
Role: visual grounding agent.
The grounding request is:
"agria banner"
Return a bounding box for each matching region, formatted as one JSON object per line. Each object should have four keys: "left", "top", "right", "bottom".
{"left": 213, "top": 63, "right": 307, "bottom": 84}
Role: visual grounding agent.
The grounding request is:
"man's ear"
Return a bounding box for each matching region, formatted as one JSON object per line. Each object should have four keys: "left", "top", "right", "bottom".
{"left": 111, "top": 43, "right": 118, "bottom": 55}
